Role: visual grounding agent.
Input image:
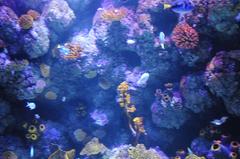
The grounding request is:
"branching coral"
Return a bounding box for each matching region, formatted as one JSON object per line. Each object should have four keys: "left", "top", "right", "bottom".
{"left": 117, "top": 82, "right": 146, "bottom": 141}
{"left": 101, "top": 7, "right": 128, "bottom": 21}
{"left": 171, "top": 23, "right": 199, "bottom": 49}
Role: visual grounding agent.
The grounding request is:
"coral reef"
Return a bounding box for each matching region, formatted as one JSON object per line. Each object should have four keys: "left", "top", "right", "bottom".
{"left": 0, "top": 100, "right": 14, "bottom": 134}
{"left": 180, "top": 74, "right": 214, "bottom": 113}
{"left": 0, "top": 53, "right": 41, "bottom": 99}
{"left": 0, "top": 6, "right": 20, "bottom": 54}
{"left": 0, "top": 0, "right": 240, "bottom": 159}
{"left": 205, "top": 50, "right": 240, "bottom": 116}
{"left": 103, "top": 144, "right": 168, "bottom": 159}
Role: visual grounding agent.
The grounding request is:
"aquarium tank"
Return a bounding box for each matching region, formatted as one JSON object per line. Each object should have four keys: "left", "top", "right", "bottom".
{"left": 1, "top": 0, "right": 240, "bottom": 158}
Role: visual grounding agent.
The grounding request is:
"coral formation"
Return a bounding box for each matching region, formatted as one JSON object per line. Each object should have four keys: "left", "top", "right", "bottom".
{"left": 42, "top": 0, "right": 75, "bottom": 33}
{"left": 80, "top": 137, "right": 107, "bottom": 156}
{"left": 101, "top": 7, "right": 128, "bottom": 21}
{"left": 172, "top": 23, "right": 199, "bottom": 49}
{"left": 0, "top": 0, "right": 240, "bottom": 158}
{"left": 205, "top": 50, "right": 240, "bottom": 116}
{"left": 27, "top": 10, "right": 40, "bottom": 20}
{"left": 40, "top": 64, "right": 51, "bottom": 78}
{"left": 19, "top": 14, "right": 33, "bottom": 30}
{"left": 22, "top": 20, "right": 50, "bottom": 58}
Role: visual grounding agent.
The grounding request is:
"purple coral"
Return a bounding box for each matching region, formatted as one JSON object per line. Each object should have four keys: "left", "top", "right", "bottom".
{"left": 22, "top": 20, "right": 50, "bottom": 59}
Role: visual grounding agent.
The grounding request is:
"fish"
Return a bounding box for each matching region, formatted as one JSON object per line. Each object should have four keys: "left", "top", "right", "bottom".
{"left": 126, "top": 39, "right": 136, "bottom": 45}
{"left": 159, "top": 32, "right": 166, "bottom": 49}
{"left": 61, "top": 96, "right": 66, "bottom": 102}
{"left": 164, "top": 0, "right": 194, "bottom": 14}
{"left": 56, "top": 44, "right": 71, "bottom": 55}
{"left": 187, "top": 147, "right": 193, "bottom": 154}
{"left": 26, "top": 102, "right": 36, "bottom": 110}
{"left": 211, "top": 116, "right": 228, "bottom": 126}
{"left": 137, "top": 72, "right": 150, "bottom": 88}
{"left": 34, "top": 114, "right": 40, "bottom": 119}
{"left": 30, "top": 145, "right": 34, "bottom": 158}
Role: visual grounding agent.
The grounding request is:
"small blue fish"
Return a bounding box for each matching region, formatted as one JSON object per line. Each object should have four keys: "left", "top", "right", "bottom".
{"left": 211, "top": 116, "right": 228, "bottom": 126}
{"left": 56, "top": 44, "right": 71, "bottom": 55}
{"left": 30, "top": 145, "right": 34, "bottom": 158}
{"left": 159, "top": 32, "right": 166, "bottom": 49}
{"left": 26, "top": 102, "right": 36, "bottom": 110}
{"left": 164, "top": 0, "right": 194, "bottom": 14}
{"left": 34, "top": 114, "right": 40, "bottom": 119}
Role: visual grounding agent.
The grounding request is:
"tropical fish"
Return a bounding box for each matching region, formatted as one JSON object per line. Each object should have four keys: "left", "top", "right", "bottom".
{"left": 56, "top": 44, "right": 71, "bottom": 55}
{"left": 26, "top": 102, "right": 36, "bottom": 110}
{"left": 61, "top": 96, "right": 66, "bottom": 102}
{"left": 30, "top": 145, "right": 34, "bottom": 158}
{"left": 137, "top": 72, "right": 150, "bottom": 88}
{"left": 34, "top": 114, "right": 40, "bottom": 119}
{"left": 187, "top": 147, "right": 193, "bottom": 154}
{"left": 164, "top": 0, "right": 194, "bottom": 14}
{"left": 126, "top": 39, "right": 136, "bottom": 45}
{"left": 159, "top": 32, "right": 166, "bottom": 49}
{"left": 211, "top": 116, "right": 228, "bottom": 126}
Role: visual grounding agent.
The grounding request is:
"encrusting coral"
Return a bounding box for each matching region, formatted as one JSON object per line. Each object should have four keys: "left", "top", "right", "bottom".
{"left": 101, "top": 7, "right": 128, "bottom": 21}
{"left": 80, "top": 137, "right": 108, "bottom": 156}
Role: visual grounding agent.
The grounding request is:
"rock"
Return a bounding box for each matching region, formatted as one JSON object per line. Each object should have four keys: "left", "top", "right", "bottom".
{"left": 42, "top": 0, "right": 76, "bottom": 34}
{"left": 22, "top": 20, "right": 50, "bottom": 58}
{"left": 205, "top": 50, "right": 240, "bottom": 116}
{"left": 180, "top": 74, "right": 214, "bottom": 113}
{"left": 151, "top": 101, "right": 190, "bottom": 129}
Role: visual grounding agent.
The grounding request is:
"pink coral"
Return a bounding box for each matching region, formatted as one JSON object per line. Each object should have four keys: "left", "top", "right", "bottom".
{"left": 171, "top": 23, "right": 199, "bottom": 49}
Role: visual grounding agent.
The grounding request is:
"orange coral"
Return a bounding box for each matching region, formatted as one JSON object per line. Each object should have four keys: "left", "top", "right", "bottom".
{"left": 101, "top": 7, "right": 127, "bottom": 21}
{"left": 19, "top": 14, "right": 33, "bottom": 30}
{"left": 63, "top": 43, "right": 83, "bottom": 60}
{"left": 117, "top": 82, "right": 146, "bottom": 139}
{"left": 27, "top": 10, "right": 40, "bottom": 20}
{"left": 171, "top": 23, "right": 199, "bottom": 49}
